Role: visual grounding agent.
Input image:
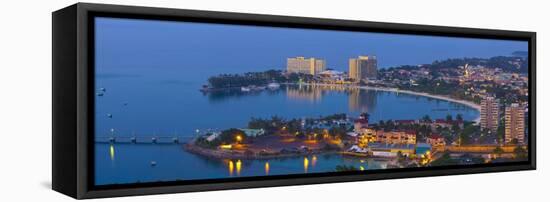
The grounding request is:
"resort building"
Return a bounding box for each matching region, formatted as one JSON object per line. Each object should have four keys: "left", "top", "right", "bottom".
{"left": 286, "top": 56, "right": 326, "bottom": 75}
{"left": 426, "top": 134, "right": 446, "bottom": 148}
{"left": 349, "top": 55, "right": 378, "bottom": 82}
{"left": 480, "top": 96, "right": 500, "bottom": 132}
{"left": 318, "top": 70, "right": 345, "bottom": 82}
{"left": 357, "top": 128, "right": 377, "bottom": 145}
{"left": 375, "top": 130, "right": 417, "bottom": 145}
{"left": 505, "top": 103, "right": 525, "bottom": 144}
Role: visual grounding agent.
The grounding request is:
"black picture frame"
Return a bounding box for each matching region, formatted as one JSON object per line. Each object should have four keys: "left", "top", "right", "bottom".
{"left": 52, "top": 2, "right": 536, "bottom": 199}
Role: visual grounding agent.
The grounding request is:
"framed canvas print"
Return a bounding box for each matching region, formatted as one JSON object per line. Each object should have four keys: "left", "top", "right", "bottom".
{"left": 52, "top": 3, "right": 536, "bottom": 199}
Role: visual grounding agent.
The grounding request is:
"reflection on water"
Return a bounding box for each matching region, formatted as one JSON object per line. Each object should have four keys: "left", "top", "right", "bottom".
{"left": 265, "top": 162, "right": 270, "bottom": 175}
{"left": 206, "top": 88, "right": 282, "bottom": 102}
{"left": 286, "top": 85, "right": 323, "bottom": 102}
{"left": 304, "top": 157, "right": 309, "bottom": 173}
{"left": 348, "top": 87, "right": 377, "bottom": 112}
{"left": 287, "top": 85, "right": 378, "bottom": 114}
{"left": 226, "top": 159, "right": 243, "bottom": 176}
{"left": 95, "top": 144, "right": 396, "bottom": 185}
{"left": 109, "top": 144, "right": 115, "bottom": 161}
{"left": 223, "top": 156, "right": 363, "bottom": 178}
{"left": 207, "top": 85, "right": 479, "bottom": 123}
{"left": 236, "top": 160, "right": 242, "bottom": 176}
{"left": 312, "top": 155, "right": 318, "bottom": 167}
{"left": 228, "top": 160, "right": 234, "bottom": 176}
{"left": 206, "top": 84, "right": 380, "bottom": 116}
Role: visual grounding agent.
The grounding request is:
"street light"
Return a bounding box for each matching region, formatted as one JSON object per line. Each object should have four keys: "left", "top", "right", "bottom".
{"left": 235, "top": 134, "right": 243, "bottom": 143}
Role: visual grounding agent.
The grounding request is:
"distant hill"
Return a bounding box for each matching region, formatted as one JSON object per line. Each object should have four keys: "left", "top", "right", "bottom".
{"left": 512, "top": 51, "right": 528, "bottom": 58}
{"left": 386, "top": 56, "right": 528, "bottom": 73}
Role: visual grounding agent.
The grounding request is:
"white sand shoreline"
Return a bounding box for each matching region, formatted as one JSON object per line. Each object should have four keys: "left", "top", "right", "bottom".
{"left": 290, "top": 83, "right": 481, "bottom": 123}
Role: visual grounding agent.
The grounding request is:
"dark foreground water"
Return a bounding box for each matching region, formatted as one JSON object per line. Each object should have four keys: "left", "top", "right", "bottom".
{"left": 95, "top": 84, "right": 479, "bottom": 185}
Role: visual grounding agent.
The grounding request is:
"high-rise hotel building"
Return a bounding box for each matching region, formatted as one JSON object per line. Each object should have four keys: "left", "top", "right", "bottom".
{"left": 480, "top": 96, "right": 499, "bottom": 132}
{"left": 349, "top": 55, "right": 378, "bottom": 82}
{"left": 505, "top": 103, "right": 525, "bottom": 144}
{"left": 286, "top": 57, "right": 326, "bottom": 75}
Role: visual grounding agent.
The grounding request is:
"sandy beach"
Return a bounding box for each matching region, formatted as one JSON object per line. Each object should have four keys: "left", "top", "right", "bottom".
{"left": 288, "top": 83, "right": 482, "bottom": 123}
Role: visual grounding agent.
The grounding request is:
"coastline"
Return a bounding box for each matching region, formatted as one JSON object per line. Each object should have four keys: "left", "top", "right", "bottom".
{"left": 289, "top": 83, "right": 482, "bottom": 123}
{"left": 183, "top": 143, "right": 339, "bottom": 160}
{"left": 184, "top": 143, "right": 397, "bottom": 161}
{"left": 189, "top": 82, "right": 483, "bottom": 161}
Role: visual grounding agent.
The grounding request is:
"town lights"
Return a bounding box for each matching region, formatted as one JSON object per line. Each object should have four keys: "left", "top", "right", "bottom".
{"left": 219, "top": 144, "right": 232, "bottom": 149}
{"left": 235, "top": 135, "right": 243, "bottom": 143}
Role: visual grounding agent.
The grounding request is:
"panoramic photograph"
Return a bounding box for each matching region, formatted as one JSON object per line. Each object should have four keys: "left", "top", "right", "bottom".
{"left": 94, "top": 17, "right": 529, "bottom": 186}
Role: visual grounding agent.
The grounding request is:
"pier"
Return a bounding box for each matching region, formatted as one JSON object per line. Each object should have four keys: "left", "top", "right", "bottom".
{"left": 95, "top": 135, "right": 196, "bottom": 144}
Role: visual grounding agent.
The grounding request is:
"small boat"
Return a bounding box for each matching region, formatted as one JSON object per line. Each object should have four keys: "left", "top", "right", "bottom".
{"left": 241, "top": 86, "right": 251, "bottom": 92}
{"left": 150, "top": 161, "right": 157, "bottom": 166}
{"left": 96, "top": 92, "right": 104, "bottom": 97}
{"left": 107, "top": 113, "right": 113, "bottom": 118}
{"left": 268, "top": 82, "right": 280, "bottom": 89}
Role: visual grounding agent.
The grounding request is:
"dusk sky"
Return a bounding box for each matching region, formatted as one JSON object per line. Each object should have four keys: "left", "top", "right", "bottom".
{"left": 95, "top": 17, "right": 528, "bottom": 81}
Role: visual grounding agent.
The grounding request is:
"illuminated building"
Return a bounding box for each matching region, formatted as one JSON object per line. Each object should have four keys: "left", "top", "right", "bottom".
{"left": 505, "top": 103, "right": 525, "bottom": 144}
{"left": 480, "top": 96, "right": 499, "bottom": 132}
{"left": 287, "top": 56, "right": 326, "bottom": 75}
{"left": 349, "top": 55, "right": 377, "bottom": 82}
{"left": 375, "top": 130, "right": 417, "bottom": 145}
{"left": 426, "top": 134, "right": 446, "bottom": 147}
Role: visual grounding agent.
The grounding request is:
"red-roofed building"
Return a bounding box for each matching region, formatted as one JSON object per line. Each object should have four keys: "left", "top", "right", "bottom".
{"left": 427, "top": 134, "right": 446, "bottom": 147}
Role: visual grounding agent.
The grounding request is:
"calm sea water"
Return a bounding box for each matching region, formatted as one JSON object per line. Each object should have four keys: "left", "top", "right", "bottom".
{"left": 94, "top": 82, "right": 479, "bottom": 185}
{"left": 96, "top": 144, "right": 386, "bottom": 185}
